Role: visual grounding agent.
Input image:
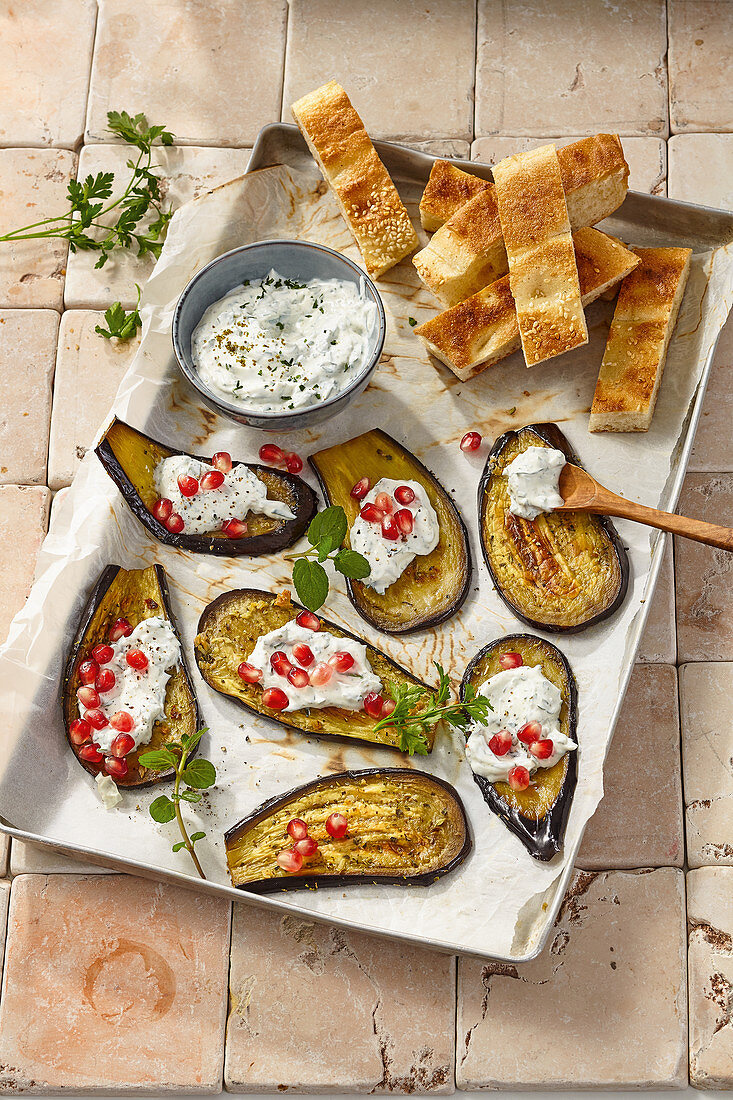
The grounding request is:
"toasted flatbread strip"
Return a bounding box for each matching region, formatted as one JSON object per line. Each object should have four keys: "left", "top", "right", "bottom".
{"left": 413, "top": 134, "right": 629, "bottom": 306}
{"left": 291, "top": 81, "right": 418, "bottom": 279}
{"left": 419, "top": 160, "right": 490, "bottom": 231}
{"left": 492, "top": 144, "right": 588, "bottom": 365}
{"left": 589, "top": 247, "right": 692, "bottom": 432}
{"left": 415, "top": 229, "right": 639, "bottom": 380}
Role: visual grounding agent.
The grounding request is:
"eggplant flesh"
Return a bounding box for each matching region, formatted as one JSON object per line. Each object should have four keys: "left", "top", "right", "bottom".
{"left": 224, "top": 768, "right": 471, "bottom": 891}
{"left": 479, "top": 423, "right": 628, "bottom": 633}
{"left": 96, "top": 418, "right": 317, "bottom": 556}
{"left": 194, "top": 589, "right": 435, "bottom": 752}
{"left": 461, "top": 633, "right": 577, "bottom": 861}
{"left": 309, "top": 429, "right": 471, "bottom": 635}
{"left": 62, "top": 564, "right": 199, "bottom": 787}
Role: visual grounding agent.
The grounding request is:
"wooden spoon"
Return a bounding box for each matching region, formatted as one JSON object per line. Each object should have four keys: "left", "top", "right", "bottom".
{"left": 557, "top": 464, "right": 733, "bottom": 552}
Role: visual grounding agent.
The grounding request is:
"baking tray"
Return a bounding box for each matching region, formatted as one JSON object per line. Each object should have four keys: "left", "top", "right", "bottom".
{"left": 0, "top": 125, "right": 731, "bottom": 963}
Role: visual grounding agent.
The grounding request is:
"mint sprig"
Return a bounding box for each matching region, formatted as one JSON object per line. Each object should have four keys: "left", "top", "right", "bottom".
{"left": 291, "top": 506, "right": 370, "bottom": 611}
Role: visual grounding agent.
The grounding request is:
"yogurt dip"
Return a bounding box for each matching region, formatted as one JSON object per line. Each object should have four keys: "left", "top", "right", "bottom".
{"left": 349, "top": 479, "right": 440, "bottom": 595}
{"left": 191, "top": 271, "right": 379, "bottom": 414}
{"left": 505, "top": 446, "right": 565, "bottom": 520}
{"left": 465, "top": 663, "right": 577, "bottom": 783}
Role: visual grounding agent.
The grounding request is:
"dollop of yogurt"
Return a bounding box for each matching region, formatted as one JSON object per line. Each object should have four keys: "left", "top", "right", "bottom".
{"left": 191, "top": 271, "right": 379, "bottom": 414}
{"left": 79, "top": 617, "right": 181, "bottom": 753}
{"left": 505, "top": 446, "right": 565, "bottom": 520}
{"left": 350, "top": 479, "right": 440, "bottom": 595}
{"left": 247, "top": 621, "right": 382, "bottom": 713}
{"left": 154, "top": 454, "right": 294, "bottom": 534}
{"left": 465, "top": 663, "right": 577, "bottom": 783}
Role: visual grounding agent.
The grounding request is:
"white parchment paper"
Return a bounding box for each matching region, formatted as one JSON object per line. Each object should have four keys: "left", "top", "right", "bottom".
{"left": 1, "top": 160, "right": 731, "bottom": 960}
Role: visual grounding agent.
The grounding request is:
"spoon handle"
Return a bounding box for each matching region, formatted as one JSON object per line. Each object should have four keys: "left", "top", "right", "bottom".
{"left": 584, "top": 491, "right": 733, "bottom": 552}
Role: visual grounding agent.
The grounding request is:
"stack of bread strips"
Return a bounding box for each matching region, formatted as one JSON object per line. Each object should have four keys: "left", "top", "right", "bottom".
{"left": 415, "top": 229, "right": 639, "bottom": 380}
{"left": 291, "top": 81, "right": 418, "bottom": 279}
{"left": 414, "top": 134, "right": 629, "bottom": 307}
{"left": 589, "top": 247, "right": 692, "bottom": 432}
{"left": 491, "top": 144, "right": 588, "bottom": 365}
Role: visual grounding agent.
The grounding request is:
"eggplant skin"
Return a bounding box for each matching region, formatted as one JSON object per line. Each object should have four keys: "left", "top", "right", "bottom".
{"left": 309, "top": 428, "right": 471, "bottom": 635}
{"left": 224, "top": 767, "right": 471, "bottom": 892}
{"left": 460, "top": 634, "right": 578, "bottom": 861}
{"left": 62, "top": 563, "right": 200, "bottom": 788}
{"left": 478, "top": 423, "right": 629, "bottom": 634}
{"left": 194, "top": 588, "right": 435, "bottom": 752}
{"left": 95, "top": 418, "right": 317, "bottom": 556}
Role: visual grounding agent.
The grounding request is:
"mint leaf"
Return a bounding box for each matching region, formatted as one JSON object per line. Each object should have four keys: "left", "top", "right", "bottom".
{"left": 149, "top": 795, "right": 176, "bottom": 823}
{"left": 138, "top": 748, "right": 177, "bottom": 771}
{"left": 172, "top": 840, "right": 186, "bottom": 852}
{"left": 292, "top": 558, "right": 329, "bottom": 612}
{"left": 190, "top": 831, "right": 206, "bottom": 844}
{"left": 307, "top": 506, "right": 347, "bottom": 549}
{"left": 180, "top": 789, "right": 202, "bottom": 803}
{"left": 333, "top": 548, "right": 371, "bottom": 579}
{"left": 182, "top": 759, "right": 216, "bottom": 789}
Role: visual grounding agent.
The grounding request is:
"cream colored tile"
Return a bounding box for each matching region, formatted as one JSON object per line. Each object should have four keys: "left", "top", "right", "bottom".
{"left": 65, "top": 144, "right": 250, "bottom": 308}
{"left": 675, "top": 473, "right": 733, "bottom": 661}
{"left": 9, "top": 839, "right": 111, "bottom": 876}
{"left": 668, "top": 133, "right": 733, "bottom": 211}
{"left": 408, "top": 140, "right": 472, "bottom": 159}
{"left": 689, "top": 314, "right": 733, "bottom": 473}
{"left": 680, "top": 663, "right": 733, "bottom": 867}
{"left": 225, "top": 904, "right": 455, "bottom": 1093}
{"left": 669, "top": 0, "right": 733, "bottom": 133}
{"left": 283, "top": 0, "right": 476, "bottom": 141}
{"left": 0, "top": 486, "right": 50, "bottom": 645}
{"left": 458, "top": 869, "right": 687, "bottom": 1089}
{"left": 0, "top": 149, "right": 76, "bottom": 309}
{"left": 476, "top": 0, "right": 668, "bottom": 137}
{"left": 687, "top": 867, "right": 733, "bottom": 1088}
{"left": 637, "top": 537, "right": 676, "bottom": 662}
{"left": 87, "top": 0, "right": 286, "bottom": 147}
{"left": 0, "top": 310, "right": 58, "bottom": 485}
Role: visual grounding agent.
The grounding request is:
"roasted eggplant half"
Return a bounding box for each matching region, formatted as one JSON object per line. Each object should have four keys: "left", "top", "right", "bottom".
{"left": 309, "top": 429, "right": 471, "bottom": 634}
{"left": 479, "top": 423, "right": 628, "bottom": 633}
{"left": 460, "top": 633, "right": 577, "bottom": 861}
{"left": 224, "top": 767, "right": 471, "bottom": 892}
{"left": 96, "top": 418, "right": 317, "bottom": 555}
{"left": 194, "top": 588, "right": 434, "bottom": 752}
{"left": 62, "top": 563, "right": 199, "bottom": 787}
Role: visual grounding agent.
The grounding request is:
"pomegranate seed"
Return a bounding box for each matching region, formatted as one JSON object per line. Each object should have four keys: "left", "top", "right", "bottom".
{"left": 277, "top": 848, "right": 303, "bottom": 872}
{"left": 295, "top": 610, "right": 320, "bottom": 631}
{"left": 363, "top": 691, "right": 384, "bottom": 719}
{"left": 165, "top": 512, "right": 185, "bottom": 534}
{"left": 109, "top": 618, "right": 132, "bottom": 642}
{"left": 517, "top": 720, "right": 543, "bottom": 745}
{"left": 222, "top": 518, "right": 248, "bottom": 539}
{"left": 359, "top": 502, "right": 383, "bottom": 523}
{"left": 328, "top": 651, "right": 354, "bottom": 673}
{"left": 79, "top": 742, "right": 103, "bottom": 764}
{"left": 238, "top": 661, "right": 263, "bottom": 683}
{"left": 381, "top": 698, "right": 396, "bottom": 719}
{"left": 77, "top": 685, "right": 100, "bottom": 709}
{"left": 92, "top": 644, "right": 114, "bottom": 665}
{"left": 104, "top": 756, "right": 128, "bottom": 780}
{"left": 110, "top": 713, "right": 134, "bottom": 735}
{"left": 126, "top": 649, "right": 149, "bottom": 672}
{"left": 270, "top": 651, "right": 292, "bottom": 676}
{"left": 110, "top": 731, "right": 135, "bottom": 757}
{"left": 530, "top": 738, "right": 554, "bottom": 760}
{"left": 375, "top": 492, "right": 394, "bottom": 515}
{"left": 212, "top": 451, "right": 232, "bottom": 473}
{"left": 294, "top": 835, "right": 318, "bottom": 857}
{"left": 310, "top": 662, "right": 333, "bottom": 687}
{"left": 381, "top": 515, "right": 399, "bottom": 540}
{"left": 95, "top": 668, "right": 116, "bottom": 693}
{"left": 259, "top": 443, "right": 286, "bottom": 467}
{"left": 326, "top": 812, "right": 348, "bottom": 840}
{"left": 286, "top": 819, "right": 309, "bottom": 841}
{"left": 152, "top": 497, "right": 173, "bottom": 522}
{"left": 499, "top": 652, "right": 523, "bottom": 670}
{"left": 262, "top": 687, "right": 289, "bottom": 711}
{"left": 287, "top": 666, "right": 310, "bottom": 688}
{"left": 508, "top": 765, "right": 531, "bottom": 792}
{"left": 200, "top": 470, "right": 225, "bottom": 491}
{"left": 85, "top": 709, "right": 108, "bottom": 731}
{"left": 394, "top": 508, "right": 414, "bottom": 535}
{"left": 488, "top": 730, "right": 513, "bottom": 756}
{"left": 69, "top": 718, "right": 91, "bottom": 746}
{"left": 394, "top": 485, "right": 416, "bottom": 505}
{"left": 285, "top": 452, "right": 303, "bottom": 474}
{"left": 351, "top": 477, "right": 371, "bottom": 499}
{"left": 460, "top": 431, "right": 482, "bottom": 453}
{"left": 78, "top": 659, "right": 99, "bottom": 685}
{"left": 177, "top": 474, "right": 199, "bottom": 497}
{"left": 292, "top": 642, "right": 314, "bottom": 667}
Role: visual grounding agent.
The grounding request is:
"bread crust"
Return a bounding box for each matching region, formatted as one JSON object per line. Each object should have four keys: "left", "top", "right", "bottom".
{"left": 419, "top": 160, "right": 490, "bottom": 231}
{"left": 291, "top": 81, "right": 418, "bottom": 279}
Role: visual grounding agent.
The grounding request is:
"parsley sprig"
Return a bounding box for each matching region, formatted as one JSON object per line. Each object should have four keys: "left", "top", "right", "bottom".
{"left": 95, "top": 284, "right": 142, "bottom": 340}
{"left": 139, "top": 728, "right": 215, "bottom": 880}
{"left": 373, "top": 663, "right": 493, "bottom": 756}
{"left": 291, "top": 506, "right": 370, "bottom": 611}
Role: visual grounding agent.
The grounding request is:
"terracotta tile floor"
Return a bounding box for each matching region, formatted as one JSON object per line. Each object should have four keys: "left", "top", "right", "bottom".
{"left": 0, "top": 0, "right": 731, "bottom": 1091}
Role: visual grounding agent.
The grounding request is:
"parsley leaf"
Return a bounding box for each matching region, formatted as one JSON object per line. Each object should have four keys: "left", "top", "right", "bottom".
{"left": 94, "top": 285, "right": 142, "bottom": 341}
